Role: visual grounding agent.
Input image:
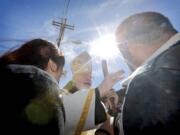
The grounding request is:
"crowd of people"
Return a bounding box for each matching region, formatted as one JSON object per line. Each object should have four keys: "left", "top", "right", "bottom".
{"left": 0, "top": 11, "right": 179, "bottom": 135}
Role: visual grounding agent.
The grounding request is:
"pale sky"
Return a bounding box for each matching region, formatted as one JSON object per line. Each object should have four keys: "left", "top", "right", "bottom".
{"left": 0, "top": 0, "right": 179, "bottom": 90}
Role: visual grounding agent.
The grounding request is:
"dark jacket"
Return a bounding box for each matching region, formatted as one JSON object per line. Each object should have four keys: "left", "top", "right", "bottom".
{"left": 122, "top": 41, "right": 180, "bottom": 135}
{"left": 0, "top": 64, "right": 64, "bottom": 135}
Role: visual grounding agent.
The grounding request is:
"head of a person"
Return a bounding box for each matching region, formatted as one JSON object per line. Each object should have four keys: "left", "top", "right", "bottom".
{"left": 0, "top": 39, "right": 65, "bottom": 81}
{"left": 71, "top": 51, "right": 92, "bottom": 90}
{"left": 116, "top": 12, "right": 177, "bottom": 71}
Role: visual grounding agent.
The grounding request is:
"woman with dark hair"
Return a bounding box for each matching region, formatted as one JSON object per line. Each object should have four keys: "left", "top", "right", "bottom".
{"left": 0, "top": 39, "right": 65, "bottom": 135}
{"left": 0, "top": 38, "right": 124, "bottom": 135}
{"left": 0, "top": 39, "right": 65, "bottom": 81}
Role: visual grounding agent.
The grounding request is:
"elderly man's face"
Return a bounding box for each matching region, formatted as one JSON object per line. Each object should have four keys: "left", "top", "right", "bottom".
{"left": 73, "top": 71, "right": 92, "bottom": 90}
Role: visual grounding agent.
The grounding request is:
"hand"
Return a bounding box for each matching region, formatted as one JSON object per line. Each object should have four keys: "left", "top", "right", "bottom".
{"left": 95, "top": 115, "right": 114, "bottom": 135}
{"left": 98, "top": 70, "right": 124, "bottom": 98}
{"left": 103, "top": 90, "right": 119, "bottom": 116}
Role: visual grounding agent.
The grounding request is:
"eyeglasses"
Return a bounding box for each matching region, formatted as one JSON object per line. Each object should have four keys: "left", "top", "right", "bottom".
{"left": 116, "top": 41, "right": 128, "bottom": 50}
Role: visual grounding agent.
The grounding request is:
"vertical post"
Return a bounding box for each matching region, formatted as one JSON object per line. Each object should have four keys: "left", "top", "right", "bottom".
{"left": 52, "top": 18, "right": 74, "bottom": 47}
{"left": 102, "top": 60, "right": 109, "bottom": 77}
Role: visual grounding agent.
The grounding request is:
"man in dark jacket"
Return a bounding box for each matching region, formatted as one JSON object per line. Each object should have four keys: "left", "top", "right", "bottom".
{"left": 115, "top": 12, "right": 180, "bottom": 135}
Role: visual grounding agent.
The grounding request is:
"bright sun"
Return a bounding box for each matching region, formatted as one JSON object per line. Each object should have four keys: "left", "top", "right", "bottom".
{"left": 89, "top": 34, "right": 119, "bottom": 60}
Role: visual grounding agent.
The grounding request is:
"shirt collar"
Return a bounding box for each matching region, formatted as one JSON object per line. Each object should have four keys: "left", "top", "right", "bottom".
{"left": 145, "top": 33, "right": 180, "bottom": 64}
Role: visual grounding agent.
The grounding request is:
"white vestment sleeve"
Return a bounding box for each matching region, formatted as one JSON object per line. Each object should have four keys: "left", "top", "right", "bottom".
{"left": 62, "top": 89, "right": 95, "bottom": 135}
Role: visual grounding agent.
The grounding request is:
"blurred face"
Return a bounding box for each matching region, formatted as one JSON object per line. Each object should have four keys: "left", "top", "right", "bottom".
{"left": 117, "top": 41, "right": 138, "bottom": 71}
{"left": 118, "top": 41, "right": 161, "bottom": 70}
{"left": 116, "top": 32, "right": 148, "bottom": 71}
{"left": 46, "top": 59, "right": 64, "bottom": 82}
{"left": 55, "top": 66, "right": 63, "bottom": 82}
{"left": 73, "top": 71, "right": 92, "bottom": 90}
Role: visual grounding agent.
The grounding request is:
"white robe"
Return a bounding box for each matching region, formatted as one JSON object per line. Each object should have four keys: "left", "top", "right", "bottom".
{"left": 60, "top": 89, "right": 96, "bottom": 135}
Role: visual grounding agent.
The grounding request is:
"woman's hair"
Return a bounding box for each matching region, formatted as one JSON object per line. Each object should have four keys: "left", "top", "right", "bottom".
{"left": 0, "top": 39, "right": 65, "bottom": 69}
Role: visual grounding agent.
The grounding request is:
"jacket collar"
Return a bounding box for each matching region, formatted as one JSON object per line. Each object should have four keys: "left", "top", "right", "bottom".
{"left": 145, "top": 33, "right": 180, "bottom": 64}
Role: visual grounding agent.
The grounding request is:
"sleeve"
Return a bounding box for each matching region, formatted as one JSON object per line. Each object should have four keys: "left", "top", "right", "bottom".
{"left": 122, "top": 68, "right": 180, "bottom": 135}
{"left": 63, "top": 80, "right": 78, "bottom": 93}
{"left": 95, "top": 88, "right": 107, "bottom": 125}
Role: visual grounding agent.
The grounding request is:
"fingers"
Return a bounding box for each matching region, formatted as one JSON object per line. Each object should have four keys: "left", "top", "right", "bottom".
{"left": 98, "top": 70, "right": 124, "bottom": 98}
{"left": 106, "top": 100, "right": 112, "bottom": 110}
{"left": 104, "top": 90, "right": 119, "bottom": 110}
{"left": 114, "top": 95, "right": 119, "bottom": 107}
{"left": 111, "top": 70, "right": 124, "bottom": 82}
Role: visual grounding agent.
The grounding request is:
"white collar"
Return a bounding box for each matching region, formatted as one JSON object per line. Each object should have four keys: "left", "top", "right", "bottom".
{"left": 145, "top": 33, "right": 180, "bottom": 64}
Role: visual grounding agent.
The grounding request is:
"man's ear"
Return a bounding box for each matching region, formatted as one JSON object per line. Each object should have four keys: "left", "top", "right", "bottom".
{"left": 47, "top": 59, "right": 58, "bottom": 72}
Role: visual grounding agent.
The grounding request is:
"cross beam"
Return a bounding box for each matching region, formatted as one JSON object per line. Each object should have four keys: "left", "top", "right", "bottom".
{"left": 52, "top": 18, "right": 74, "bottom": 47}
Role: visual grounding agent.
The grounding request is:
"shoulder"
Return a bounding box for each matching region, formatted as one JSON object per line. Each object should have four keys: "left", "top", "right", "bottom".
{"left": 6, "top": 64, "right": 60, "bottom": 93}
{"left": 127, "top": 41, "right": 180, "bottom": 89}
{"left": 151, "top": 41, "right": 180, "bottom": 70}
{"left": 123, "top": 44, "right": 180, "bottom": 134}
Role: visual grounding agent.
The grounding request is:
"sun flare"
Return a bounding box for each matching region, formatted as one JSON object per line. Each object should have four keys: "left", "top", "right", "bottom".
{"left": 89, "top": 34, "right": 119, "bottom": 60}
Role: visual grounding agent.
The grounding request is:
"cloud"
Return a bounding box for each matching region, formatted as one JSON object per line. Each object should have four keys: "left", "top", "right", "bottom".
{"left": 74, "top": 27, "right": 98, "bottom": 35}
{"left": 61, "top": 42, "right": 89, "bottom": 63}
{"left": 122, "top": 0, "right": 144, "bottom": 4}
{"left": 87, "top": 0, "right": 145, "bottom": 22}
{"left": 61, "top": 44, "right": 77, "bottom": 63}
{"left": 42, "top": 20, "right": 57, "bottom": 38}
{"left": 65, "top": 0, "right": 147, "bottom": 44}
